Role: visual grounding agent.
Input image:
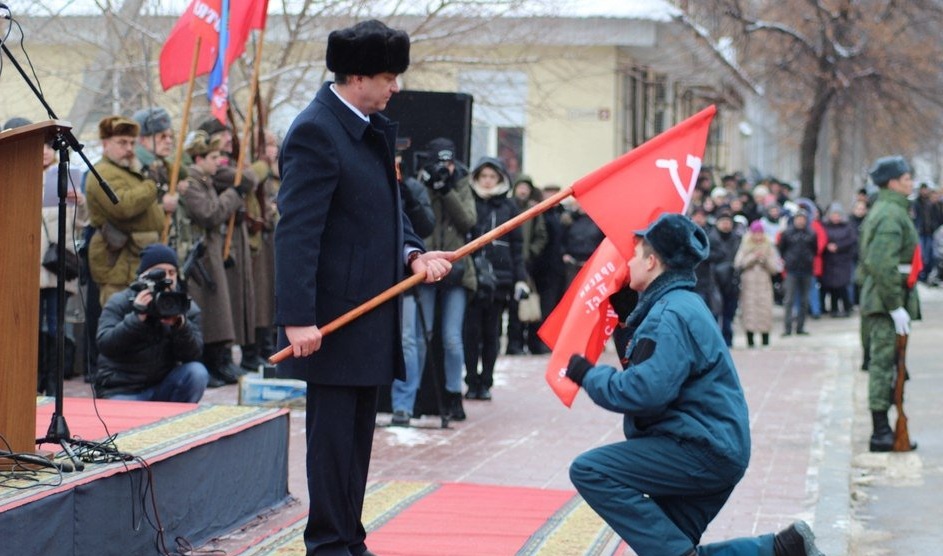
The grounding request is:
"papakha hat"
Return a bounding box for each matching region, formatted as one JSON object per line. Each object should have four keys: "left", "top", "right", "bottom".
{"left": 98, "top": 115, "right": 140, "bottom": 140}
{"left": 868, "top": 155, "right": 911, "bottom": 186}
{"left": 634, "top": 213, "right": 709, "bottom": 271}
{"left": 326, "top": 19, "right": 410, "bottom": 76}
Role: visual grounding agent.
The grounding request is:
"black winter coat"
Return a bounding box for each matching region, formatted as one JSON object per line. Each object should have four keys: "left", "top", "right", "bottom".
{"left": 471, "top": 194, "right": 526, "bottom": 292}
{"left": 708, "top": 228, "right": 742, "bottom": 298}
{"left": 778, "top": 225, "right": 818, "bottom": 275}
{"left": 274, "top": 82, "right": 424, "bottom": 385}
{"left": 95, "top": 287, "right": 203, "bottom": 398}
{"left": 821, "top": 221, "right": 858, "bottom": 289}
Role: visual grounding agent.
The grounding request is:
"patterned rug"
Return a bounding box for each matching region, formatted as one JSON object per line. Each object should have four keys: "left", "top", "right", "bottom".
{"left": 237, "top": 481, "right": 628, "bottom": 556}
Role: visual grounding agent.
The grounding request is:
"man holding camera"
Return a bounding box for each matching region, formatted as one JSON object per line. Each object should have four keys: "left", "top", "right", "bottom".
{"left": 94, "top": 244, "right": 208, "bottom": 402}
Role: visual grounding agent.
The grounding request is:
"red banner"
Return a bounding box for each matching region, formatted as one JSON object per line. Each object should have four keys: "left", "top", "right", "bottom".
{"left": 539, "top": 239, "right": 627, "bottom": 407}
{"left": 572, "top": 105, "right": 716, "bottom": 260}
{"left": 540, "top": 106, "right": 717, "bottom": 406}
{"left": 159, "top": 0, "right": 268, "bottom": 92}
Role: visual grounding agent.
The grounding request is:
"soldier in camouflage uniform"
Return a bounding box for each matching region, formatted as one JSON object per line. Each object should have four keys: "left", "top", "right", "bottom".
{"left": 857, "top": 155, "right": 920, "bottom": 452}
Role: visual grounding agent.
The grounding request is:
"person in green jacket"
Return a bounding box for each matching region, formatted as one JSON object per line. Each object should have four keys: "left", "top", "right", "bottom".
{"left": 857, "top": 155, "right": 920, "bottom": 452}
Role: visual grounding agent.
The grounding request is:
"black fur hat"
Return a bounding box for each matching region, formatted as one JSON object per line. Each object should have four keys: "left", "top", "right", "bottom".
{"left": 326, "top": 20, "right": 410, "bottom": 76}
{"left": 868, "top": 155, "right": 911, "bottom": 187}
{"left": 634, "top": 213, "right": 709, "bottom": 270}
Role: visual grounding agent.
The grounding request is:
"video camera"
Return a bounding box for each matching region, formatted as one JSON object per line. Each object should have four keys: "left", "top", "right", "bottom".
{"left": 130, "top": 268, "right": 191, "bottom": 318}
{"left": 415, "top": 138, "right": 458, "bottom": 191}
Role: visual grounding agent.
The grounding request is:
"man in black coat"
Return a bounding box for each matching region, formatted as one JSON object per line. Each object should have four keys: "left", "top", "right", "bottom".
{"left": 274, "top": 20, "right": 453, "bottom": 556}
{"left": 94, "top": 244, "right": 208, "bottom": 402}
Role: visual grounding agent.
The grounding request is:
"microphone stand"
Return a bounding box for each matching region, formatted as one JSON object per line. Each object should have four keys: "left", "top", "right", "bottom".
{"left": 1, "top": 28, "right": 119, "bottom": 473}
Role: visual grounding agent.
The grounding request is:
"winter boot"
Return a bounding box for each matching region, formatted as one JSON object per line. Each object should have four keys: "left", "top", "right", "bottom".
{"left": 869, "top": 410, "right": 894, "bottom": 452}
{"left": 203, "top": 342, "right": 240, "bottom": 386}
{"left": 256, "top": 326, "right": 275, "bottom": 359}
{"left": 746, "top": 332, "right": 755, "bottom": 348}
{"left": 447, "top": 392, "right": 466, "bottom": 421}
{"left": 773, "top": 520, "right": 824, "bottom": 556}
{"left": 240, "top": 343, "right": 265, "bottom": 372}
{"left": 762, "top": 333, "right": 770, "bottom": 346}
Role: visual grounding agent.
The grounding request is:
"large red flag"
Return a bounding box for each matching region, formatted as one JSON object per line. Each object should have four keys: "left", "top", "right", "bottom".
{"left": 572, "top": 105, "right": 716, "bottom": 260}
{"left": 539, "top": 238, "right": 627, "bottom": 407}
{"left": 159, "top": 0, "right": 269, "bottom": 92}
{"left": 539, "top": 106, "right": 717, "bottom": 406}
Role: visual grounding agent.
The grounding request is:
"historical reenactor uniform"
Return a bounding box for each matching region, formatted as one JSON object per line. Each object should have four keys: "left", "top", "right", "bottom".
{"left": 86, "top": 116, "right": 165, "bottom": 304}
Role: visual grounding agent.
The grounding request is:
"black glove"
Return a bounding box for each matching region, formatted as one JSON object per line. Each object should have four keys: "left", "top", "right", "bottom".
{"left": 566, "top": 354, "right": 592, "bottom": 386}
{"left": 421, "top": 163, "right": 454, "bottom": 194}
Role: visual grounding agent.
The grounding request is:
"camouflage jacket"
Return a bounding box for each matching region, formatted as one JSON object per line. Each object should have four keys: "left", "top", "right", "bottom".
{"left": 857, "top": 188, "right": 921, "bottom": 319}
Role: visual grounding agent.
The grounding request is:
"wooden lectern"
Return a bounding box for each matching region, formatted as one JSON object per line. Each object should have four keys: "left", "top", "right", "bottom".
{"left": 0, "top": 120, "right": 71, "bottom": 455}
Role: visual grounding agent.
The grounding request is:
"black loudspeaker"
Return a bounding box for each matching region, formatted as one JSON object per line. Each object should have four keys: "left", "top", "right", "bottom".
{"left": 383, "top": 90, "right": 473, "bottom": 179}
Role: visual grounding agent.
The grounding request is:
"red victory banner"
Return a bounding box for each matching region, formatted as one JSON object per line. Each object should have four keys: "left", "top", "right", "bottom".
{"left": 571, "top": 105, "right": 716, "bottom": 260}
{"left": 540, "top": 106, "right": 717, "bottom": 406}
{"left": 539, "top": 238, "right": 627, "bottom": 407}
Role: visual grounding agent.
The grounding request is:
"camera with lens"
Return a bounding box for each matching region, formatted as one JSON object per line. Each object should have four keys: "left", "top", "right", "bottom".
{"left": 419, "top": 160, "right": 453, "bottom": 190}
{"left": 130, "top": 268, "right": 191, "bottom": 318}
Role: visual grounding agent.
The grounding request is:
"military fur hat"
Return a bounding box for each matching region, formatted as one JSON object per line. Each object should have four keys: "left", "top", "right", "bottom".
{"left": 634, "top": 213, "right": 709, "bottom": 271}
{"left": 198, "top": 118, "right": 230, "bottom": 137}
{"left": 868, "top": 155, "right": 911, "bottom": 187}
{"left": 98, "top": 115, "right": 140, "bottom": 139}
{"left": 133, "top": 107, "right": 172, "bottom": 137}
{"left": 184, "top": 130, "right": 222, "bottom": 158}
{"left": 326, "top": 19, "right": 410, "bottom": 76}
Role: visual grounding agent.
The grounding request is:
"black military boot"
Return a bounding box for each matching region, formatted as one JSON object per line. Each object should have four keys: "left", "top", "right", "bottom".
{"left": 869, "top": 410, "right": 894, "bottom": 452}
{"left": 203, "top": 342, "right": 240, "bottom": 386}
{"left": 240, "top": 343, "right": 265, "bottom": 372}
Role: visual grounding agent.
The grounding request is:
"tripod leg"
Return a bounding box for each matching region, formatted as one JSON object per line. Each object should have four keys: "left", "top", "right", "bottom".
{"left": 58, "top": 439, "right": 84, "bottom": 472}
{"left": 414, "top": 289, "right": 449, "bottom": 429}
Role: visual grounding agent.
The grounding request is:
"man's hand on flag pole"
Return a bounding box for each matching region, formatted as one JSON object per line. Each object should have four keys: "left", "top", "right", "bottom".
{"left": 411, "top": 250, "right": 454, "bottom": 284}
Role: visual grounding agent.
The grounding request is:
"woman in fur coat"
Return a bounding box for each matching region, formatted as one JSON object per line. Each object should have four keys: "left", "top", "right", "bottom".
{"left": 734, "top": 220, "right": 782, "bottom": 347}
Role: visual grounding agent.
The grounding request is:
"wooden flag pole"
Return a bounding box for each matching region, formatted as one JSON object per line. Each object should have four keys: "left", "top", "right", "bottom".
{"left": 268, "top": 186, "right": 575, "bottom": 364}
{"left": 162, "top": 35, "right": 201, "bottom": 244}
{"left": 222, "top": 28, "right": 266, "bottom": 261}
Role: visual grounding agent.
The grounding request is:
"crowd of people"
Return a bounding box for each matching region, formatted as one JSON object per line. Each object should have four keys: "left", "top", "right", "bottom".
{"left": 12, "top": 102, "right": 942, "bottom": 415}
{"left": 6, "top": 107, "right": 281, "bottom": 403}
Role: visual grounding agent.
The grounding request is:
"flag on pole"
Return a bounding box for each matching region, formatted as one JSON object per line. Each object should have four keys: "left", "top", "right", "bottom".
{"left": 538, "top": 238, "right": 627, "bottom": 407}
{"left": 206, "top": 0, "right": 231, "bottom": 123}
{"left": 159, "top": 0, "right": 269, "bottom": 102}
{"left": 571, "top": 105, "right": 716, "bottom": 260}
{"left": 539, "top": 105, "right": 717, "bottom": 406}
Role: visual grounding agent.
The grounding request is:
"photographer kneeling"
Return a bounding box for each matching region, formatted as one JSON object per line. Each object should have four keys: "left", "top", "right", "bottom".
{"left": 94, "top": 244, "right": 209, "bottom": 402}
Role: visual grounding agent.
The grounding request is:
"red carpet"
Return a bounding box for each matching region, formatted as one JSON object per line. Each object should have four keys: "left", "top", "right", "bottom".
{"left": 239, "top": 481, "right": 630, "bottom": 555}
{"left": 34, "top": 397, "right": 197, "bottom": 441}
{"left": 370, "top": 483, "right": 575, "bottom": 555}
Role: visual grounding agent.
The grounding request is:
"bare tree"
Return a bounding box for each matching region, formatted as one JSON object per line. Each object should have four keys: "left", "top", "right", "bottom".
{"left": 683, "top": 0, "right": 943, "bottom": 198}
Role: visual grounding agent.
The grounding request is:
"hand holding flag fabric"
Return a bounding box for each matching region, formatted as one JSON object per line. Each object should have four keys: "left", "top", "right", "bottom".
{"left": 565, "top": 355, "right": 593, "bottom": 387}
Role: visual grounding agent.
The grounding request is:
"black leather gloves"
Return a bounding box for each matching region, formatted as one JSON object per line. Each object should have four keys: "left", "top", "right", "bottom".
{"left": 566, "top": 354, "right": 592, "bottom": 386}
